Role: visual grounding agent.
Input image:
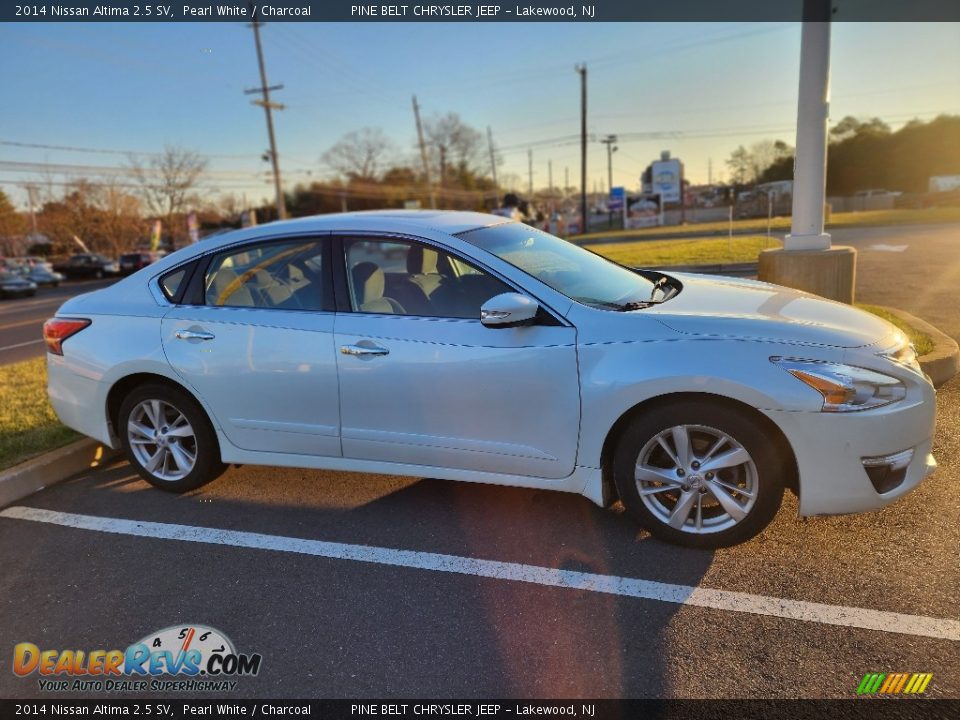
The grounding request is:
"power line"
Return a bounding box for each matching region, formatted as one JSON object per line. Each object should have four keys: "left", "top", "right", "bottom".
{"left": 0, "top": 139, "right": 259, "bottom": 160}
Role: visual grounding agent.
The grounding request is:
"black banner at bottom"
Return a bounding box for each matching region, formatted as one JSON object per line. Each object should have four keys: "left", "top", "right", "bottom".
{"left": 1, "top": 700, "right": 957, "bottom": 720}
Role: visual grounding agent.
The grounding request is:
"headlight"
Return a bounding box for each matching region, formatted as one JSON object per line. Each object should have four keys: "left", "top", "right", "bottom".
{"left": 771, "top": 358, "right": 907, "bottom": 412}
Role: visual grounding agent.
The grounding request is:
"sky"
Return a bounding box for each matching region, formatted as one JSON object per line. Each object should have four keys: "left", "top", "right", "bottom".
{"left": 1, "top": 21, "right": 959, "bottom": 208}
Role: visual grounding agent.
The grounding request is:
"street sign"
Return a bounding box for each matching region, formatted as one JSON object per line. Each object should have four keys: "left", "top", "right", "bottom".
{"left": 609, "top": 186, "right": 626, "bottom": 211}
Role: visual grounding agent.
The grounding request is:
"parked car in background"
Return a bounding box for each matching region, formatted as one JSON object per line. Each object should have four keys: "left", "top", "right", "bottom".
{"left": 119, "top": 251, "right": 161, "bottom": 276}
{"left": 22, "top": 265, "right": 65, "bottom": 287}
{"left": 0, "top": 271, "right": 37, "bottom": 298}
{"left": 56, "top": 254, "right": 120, "bottom": 280}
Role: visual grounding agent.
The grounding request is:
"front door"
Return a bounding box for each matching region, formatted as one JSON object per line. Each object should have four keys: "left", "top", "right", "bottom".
{"left": 334, "top": 236, "right": 580, "bottom": 479}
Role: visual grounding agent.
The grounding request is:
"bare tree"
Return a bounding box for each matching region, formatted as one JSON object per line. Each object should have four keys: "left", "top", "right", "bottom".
{"left": 321, "top": 128, "right": 394, "bottom": 181}
{"left": 726, "top": 146, "right": 752, "bottom": 185}
{"left": 748, "top": 140, "right": 793, "bottom": 183}
{"left": 424, "top": 113, "right": 484, "bottom": 185}
{"left": 128, "top": 146, "right": 208, "bottom": 249}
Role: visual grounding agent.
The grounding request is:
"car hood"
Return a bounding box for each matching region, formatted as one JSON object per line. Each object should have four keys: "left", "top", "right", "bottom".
{"left": 645, "top": 272, "right": 896, "bottom": 349}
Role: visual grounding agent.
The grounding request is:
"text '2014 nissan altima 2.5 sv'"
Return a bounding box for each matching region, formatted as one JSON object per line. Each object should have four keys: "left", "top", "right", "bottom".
{"left": 43, "top": 211, "right": 937, "bottom": 548}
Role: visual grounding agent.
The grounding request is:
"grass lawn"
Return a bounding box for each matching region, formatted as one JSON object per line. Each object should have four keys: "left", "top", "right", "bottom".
{"left": 0, "top": 357, "right": 79, "bottom": 471}
{"left": 572, "top": 206, "right": 960, "bottom": 243}
{"left": 587, "top": 235, "right": 780, "bottom": 267}
{"left": 857, "top": 304, "right": 935, "bottom": 356}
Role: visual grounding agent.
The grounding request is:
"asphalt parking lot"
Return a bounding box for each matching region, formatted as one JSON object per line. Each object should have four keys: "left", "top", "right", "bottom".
{"left": 1, "top": 373, "right": 957, "bottom": 699}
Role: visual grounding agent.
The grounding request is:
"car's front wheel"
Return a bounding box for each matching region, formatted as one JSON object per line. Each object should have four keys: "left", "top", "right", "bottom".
{"left": 613, "top": 399, "right": 785, "bottom": 548}
{"left": 119, "top": 383, "right": 226, "bottom": 493}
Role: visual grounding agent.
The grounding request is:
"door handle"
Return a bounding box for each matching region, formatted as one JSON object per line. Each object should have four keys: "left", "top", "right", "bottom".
{"left": 340, "top": 344, "right": 389, "bottom": 357}
{"left": 175, "top": 329, "right": 216, "bottom": 341}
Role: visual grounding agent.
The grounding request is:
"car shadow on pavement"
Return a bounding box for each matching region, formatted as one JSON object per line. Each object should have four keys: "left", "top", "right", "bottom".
{"left": 16, "top": 460, "right": 716, "bottom": 698}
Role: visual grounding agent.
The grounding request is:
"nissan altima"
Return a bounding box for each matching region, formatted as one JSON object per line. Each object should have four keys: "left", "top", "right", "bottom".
{"left": 43, "top": 211, "right": 937, "bottom": 547}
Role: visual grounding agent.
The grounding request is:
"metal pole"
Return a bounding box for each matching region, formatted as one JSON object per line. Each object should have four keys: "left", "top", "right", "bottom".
{"left": 412, "top": 95, "right": 436, "bottom": 209}
{"left": 576, "top": 64, "right": 587, "bottom": 234}
{"left": 528, "top": 149, "right": 533, "bottom": 195}
{"left": 487, "top": 126, "right": 499, "bottom": 206}
{"left": 249, "top": 15, "right": 286, "bottom": 220}
{"left": 786, "top": 1, "right": 832, "bottom": 251}
{"left": 601, "top": 134, "right": 616, "bottom": 228}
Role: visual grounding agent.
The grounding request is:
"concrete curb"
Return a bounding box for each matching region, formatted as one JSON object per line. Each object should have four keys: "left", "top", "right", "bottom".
{"left": 874, "top": 306, "right": 959, "bottom": 387}
{"left": 647, "top": 262, "right": 758, "bottom": 277}
{"left": 0, "top": 439, "right": 119, "bottom": 508}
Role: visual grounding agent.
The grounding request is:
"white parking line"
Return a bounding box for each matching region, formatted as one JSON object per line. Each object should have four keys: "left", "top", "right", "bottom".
{"left": 0, "top": 339, "right": 44, "bottom": 352}
{"left": 2, "top": 505, "right": 958, "bottom": 642}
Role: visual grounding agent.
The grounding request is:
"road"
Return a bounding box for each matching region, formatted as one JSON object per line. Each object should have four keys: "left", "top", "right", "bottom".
{"left": 0, "top": 279, "right": 113, "bottom": 365}
{"left": 831, "top": 223, "right": 960, "bottom": 342}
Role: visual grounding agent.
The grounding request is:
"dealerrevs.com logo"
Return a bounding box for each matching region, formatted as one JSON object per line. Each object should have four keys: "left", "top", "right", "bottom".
{"left": 13, "top": 624, "right": 262, "bottom": 693}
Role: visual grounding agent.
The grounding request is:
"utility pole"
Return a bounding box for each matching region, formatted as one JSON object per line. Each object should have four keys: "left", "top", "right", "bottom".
{"left": 575, "top": 63, "right": 588, "bottom": 234}
{"left": 548, "top": 160, "right": 553, "bottom": 192}
{"left": 245, "top": 9, "right": 286, "bottom": 220}
{"left": 527, "top": 149, "right": 534, "bottom": 195}
{"left": 601, "top": 134, "right": 617, "bottom": 227}
{"left": 707, "top": 157, "right": 713, "bottom": 186}
{"left": 24, "top": 183, "right": 38, "bottom": 235}
{"left": 487, "top": 126, "right": 499, "bottom": 206}
{"left": 412, "top": 95, "right": 436, "bottom": 209}
{"left": 565, "top": 166, "right": 569, "bottom": 192}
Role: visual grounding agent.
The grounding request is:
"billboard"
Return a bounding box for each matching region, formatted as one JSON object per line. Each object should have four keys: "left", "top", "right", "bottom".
{"left": 651, "top": 158, "right": 682, "bottom": 203}
{"left": 626, "top": 195, "right": 662, "bottom": 229}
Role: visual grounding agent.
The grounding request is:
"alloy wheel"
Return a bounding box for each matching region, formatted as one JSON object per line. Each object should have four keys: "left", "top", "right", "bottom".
{"left": 635, "top": 424, "right": 758, "bottom": 534}
{"left": 127, "top": 399, "right": 197, "bottom": 481}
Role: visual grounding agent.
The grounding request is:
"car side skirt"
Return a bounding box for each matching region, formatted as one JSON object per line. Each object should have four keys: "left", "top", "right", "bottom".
{"left": 216, "top": 428, "right": 605, "bottom": 506}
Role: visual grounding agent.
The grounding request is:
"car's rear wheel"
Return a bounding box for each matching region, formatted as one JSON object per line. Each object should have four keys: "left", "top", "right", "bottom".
{"left": 119, "top": 383, "right": 226, "bottom": 493}
{"left": 613, "top": 399, "right": 785, "bottom": 548}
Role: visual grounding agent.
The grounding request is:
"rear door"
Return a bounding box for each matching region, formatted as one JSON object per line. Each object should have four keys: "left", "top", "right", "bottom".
{"left": 161, "top": 236, "right": 341, "bottom": 457}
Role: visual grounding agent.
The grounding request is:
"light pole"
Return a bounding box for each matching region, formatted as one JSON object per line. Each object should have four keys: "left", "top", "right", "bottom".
{"left": 758, "top": 0, "right": 856, "bottom": 304}
{"left": 575, "top": 64, "right": 587, "bottom": 234}
{"left": 601, "top": 134, "right": 617, "bottom": 227}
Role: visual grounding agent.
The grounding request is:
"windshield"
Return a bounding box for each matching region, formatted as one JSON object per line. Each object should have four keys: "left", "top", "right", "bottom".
{"left": 458, "top": 222, "right": 663, "bottom": 309}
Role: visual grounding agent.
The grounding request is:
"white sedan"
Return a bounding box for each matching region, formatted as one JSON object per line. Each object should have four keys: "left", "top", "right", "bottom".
{"left": 44, "top": 211, "right": 936, "bottom": 547}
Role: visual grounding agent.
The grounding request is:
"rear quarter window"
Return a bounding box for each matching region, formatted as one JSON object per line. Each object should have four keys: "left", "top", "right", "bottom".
{"left": 159, "top": 267, "right": 188, "bottom": 301}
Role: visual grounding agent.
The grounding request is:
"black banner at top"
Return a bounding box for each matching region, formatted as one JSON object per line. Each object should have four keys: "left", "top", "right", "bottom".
{"left": 4, "top": 0, "right": 960, "bottom": 23}
{"left": 1, "top": 700, "right": 959, "bottom": 720}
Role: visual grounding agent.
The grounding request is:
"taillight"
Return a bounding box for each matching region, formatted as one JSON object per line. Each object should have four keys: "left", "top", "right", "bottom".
{"left": 43, "top": 318, "right": 91, "bottom": 356}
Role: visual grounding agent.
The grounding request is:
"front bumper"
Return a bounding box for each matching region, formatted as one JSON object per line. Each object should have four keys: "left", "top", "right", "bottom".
{"left": 764, "top": 388, "right": 937, "bottom": 516}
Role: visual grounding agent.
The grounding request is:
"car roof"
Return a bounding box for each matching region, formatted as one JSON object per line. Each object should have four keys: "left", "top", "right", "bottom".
{"left": 276, "top": 210, "right": 508, "bottom": 235}
{"left": 139, "top": 211, "right": 516, "bottom": 281}
{"left": 201, "top": 210, "right": 511, "bottom": 250}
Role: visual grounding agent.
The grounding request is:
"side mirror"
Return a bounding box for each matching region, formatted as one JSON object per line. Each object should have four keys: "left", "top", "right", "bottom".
{"left": 481, "top": 292, "right": 539, "bottom": 328}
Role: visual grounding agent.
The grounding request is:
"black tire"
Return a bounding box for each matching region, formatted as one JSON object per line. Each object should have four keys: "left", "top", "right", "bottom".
{"left": 118, "top": 382, "right": 227, "bottom": 493}
{"left": 613, "top": 398, "right": 785, "bottom": 548}
{"left": 95, "top": 269, "right": 104, "bottom": 279}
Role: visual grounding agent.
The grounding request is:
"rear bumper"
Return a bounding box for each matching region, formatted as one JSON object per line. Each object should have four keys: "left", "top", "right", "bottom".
{"left": 47, "top": 356, "right": 115, "bottom": 448}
